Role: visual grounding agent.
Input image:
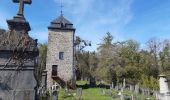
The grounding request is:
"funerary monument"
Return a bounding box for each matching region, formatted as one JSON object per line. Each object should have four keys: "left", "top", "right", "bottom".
{"left": 0, "top": 0, "right": 39, "bottom": 100}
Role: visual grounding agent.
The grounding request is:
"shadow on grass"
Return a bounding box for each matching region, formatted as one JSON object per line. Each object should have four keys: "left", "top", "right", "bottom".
{"left": 76, "top": 83, "right": 110, "bottom": 89}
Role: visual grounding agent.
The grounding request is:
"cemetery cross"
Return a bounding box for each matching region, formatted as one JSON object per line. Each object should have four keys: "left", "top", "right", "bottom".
{"left": 13, "top": 0, "right": 32, "bottom": 16}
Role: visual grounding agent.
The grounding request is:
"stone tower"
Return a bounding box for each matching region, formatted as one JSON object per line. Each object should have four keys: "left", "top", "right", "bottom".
{"left": 46, "top": 14, "right": 75, "bottom": 89}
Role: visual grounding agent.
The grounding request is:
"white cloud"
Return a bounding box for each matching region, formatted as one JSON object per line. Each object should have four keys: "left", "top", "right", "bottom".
{"left": 53, "top": 0, "right": 133, "bottom": 30}
{"left": 54, "top": 0, "right": 94, "bottom": 23}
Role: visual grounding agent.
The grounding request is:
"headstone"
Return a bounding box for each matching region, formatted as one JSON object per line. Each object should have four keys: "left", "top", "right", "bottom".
{"left": 123, "top": 78, "right": 126, "bottom": 88}
{"left": 135, "top": 84, "right": 139, "bottom": 94}
{"left": 76, "top": 88, "right": 82, "bottom": 97}
{"left": 118, "top": 84, "right": 122, "bottom": 90}
{"left": 89, "top": 76, "right": 96, "bottom": 87}
{"left": 51, "top": 83, "right": 60, "bottom": 100}
{"left": 52, "top": 91, "right": 57, "bottom": 100}
{"left": 165, "top": 93, "right": 170, "bottom": 100}
{"left": 0, "top": 0, "right": 39, "bottom": 100}
{"left": 159, "top": 75, "right": 170, "bottom": 94}
{"left": 130, "top": 85, "right": 134, "bottom": 92}
{"left": 41, "top": 70, "right": 47, "bottom": 90}
{"left": 104, "top": 90, "right": 112, "bottom": 96}
{"left": 157, "top": 74, "right": 170, "bottom": 100}
{"left": 110, "top": 82, "right": 114, "bottom": 89}
{"left": 115, "top": 86, "right": 118, "bottom": 90}
{"left": 118, "top": 92, "right": 124, "bottom": 100}
{"left": 131, "top": 95, "right": 134, "bottom": 100}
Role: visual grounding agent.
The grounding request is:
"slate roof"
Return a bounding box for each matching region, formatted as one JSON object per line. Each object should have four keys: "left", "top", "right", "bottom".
{"left": 48, "top": 14, "right": 75, "bottom": 30}
{"left": 52, "top": 14, "right": 72, "bottom": 24}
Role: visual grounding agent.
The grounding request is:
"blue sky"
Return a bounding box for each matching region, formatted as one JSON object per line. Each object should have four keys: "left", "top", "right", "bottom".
{"left": 0, "top": 0, "right": 170, "bottom": 51}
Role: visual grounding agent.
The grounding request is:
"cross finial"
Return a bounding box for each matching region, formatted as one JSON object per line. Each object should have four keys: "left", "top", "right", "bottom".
{"left": 13, "top": 0, "right": 32, "bottom": 17}
{"left": 60, "top": 0, "right": 64, "bottom": 15}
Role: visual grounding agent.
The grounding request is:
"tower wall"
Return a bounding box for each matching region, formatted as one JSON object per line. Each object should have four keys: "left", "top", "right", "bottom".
{"left": 46, "top": 29, "right": 75, "bottom": 89}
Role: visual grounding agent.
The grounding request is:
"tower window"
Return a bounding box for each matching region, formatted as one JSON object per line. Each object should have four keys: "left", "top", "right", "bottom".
{"left": 59, "top": 52, "right": 64, "bottom": 60}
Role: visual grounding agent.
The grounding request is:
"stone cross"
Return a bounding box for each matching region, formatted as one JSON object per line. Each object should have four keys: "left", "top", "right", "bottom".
{"left": 13, "top": 0, "right": 32, "bottom": 16}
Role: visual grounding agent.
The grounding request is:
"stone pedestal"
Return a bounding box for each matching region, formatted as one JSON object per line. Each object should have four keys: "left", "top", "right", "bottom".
{"left": 157, "top": 75, "right": 170, "bottom": 100}
{"left": 159, "top": 74, "right": 169, "bottom": 94}
{"left": 0, "top": 15, "right": 38, "bottom": 100}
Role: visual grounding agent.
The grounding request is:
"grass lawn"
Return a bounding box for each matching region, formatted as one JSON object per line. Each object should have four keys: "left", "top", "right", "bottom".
{"left": 81, "top": 88, "right": 113, "bottom": 100}
{"left": 76, "top": 80, "right": 88, "bottom": 85}
{"left": 58, "top": 88, "right": 113, "bottom": 100}
{"left": 58, "top": 81, "right": 156, "bottom": 100}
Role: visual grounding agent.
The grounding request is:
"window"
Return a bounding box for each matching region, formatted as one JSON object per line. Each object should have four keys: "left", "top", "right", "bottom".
{"left": 52, "top": 65, "right": 58, "bottom": 77}
{"left": 59, "top": 52, "right": 64, "bottom": 60}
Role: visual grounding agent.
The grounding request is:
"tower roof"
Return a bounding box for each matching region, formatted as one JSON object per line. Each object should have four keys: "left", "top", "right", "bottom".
{"left": 48, "top": 14, "right": 75, "bottom": 31}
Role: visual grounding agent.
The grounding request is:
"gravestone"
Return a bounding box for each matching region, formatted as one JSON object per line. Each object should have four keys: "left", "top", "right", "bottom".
{"left": 104, "top": 90, "right": 112, "bottom": 96}
{"left": 110, "top": 82, "right": 114, "bottom": 89}
{"left": 118, "top": 91, "right": 124, "bottom": 100}
{"left": 0, "top": 0, "right": 39, "bottom": 100}
{"left": 89, "top": 76, "right": 96, "bottom": 87}
{"left": 41, "top": 70, "right": 47, "bottom": 90}
{"left": 76, "top": 88, "right": 82, "bottom": 98}
{"left": 135, "top": 84, "right": 139, "bottom": 94}
{"left": 157, "top": 74, "right": 170, "bottom": 100}
{"left": 130, "top": 85, "right": 134, "bottom": 92}
{"left": 123, "top": 78, "right": 126, "bottom": 88}
{"left": 51, "top": 83, "right": 60, "bottom": 100}
{"left": 52, "top": 91, "right": 57, "bottom": 100}
{"left": 115, "top": 85, "right": 118, "bottom": 90}
{"left": 118, "top": 84, "right": 122, "bottom": 90}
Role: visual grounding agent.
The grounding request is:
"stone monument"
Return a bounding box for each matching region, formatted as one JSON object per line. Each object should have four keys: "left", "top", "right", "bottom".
{"left": 157, "top": 74, "right": 170, "bottom": 100}
{"left": 0, "top": 0, "right": 39, "bottom": 100}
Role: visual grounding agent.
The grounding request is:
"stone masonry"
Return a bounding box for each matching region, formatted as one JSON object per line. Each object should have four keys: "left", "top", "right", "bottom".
{"left": 0, "top": 0, "right": 39, "bottom": 100}
{"left": 46, "top": 14, "right": 75, "bottom": 89}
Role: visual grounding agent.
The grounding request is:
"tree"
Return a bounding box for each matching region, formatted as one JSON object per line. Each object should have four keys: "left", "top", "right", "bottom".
{"left": 95, "top": 32, "right": 117, "bottom": 83}
{"left": 75, "top": 36, "right": 91, "bottom": 80}
{"left": 35, "top": 43, "right": 47, "bottom": 82}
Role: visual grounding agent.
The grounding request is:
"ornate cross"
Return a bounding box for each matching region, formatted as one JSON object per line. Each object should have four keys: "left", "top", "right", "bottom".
{"left": 13, "top": 0, "right": 32, "bottom": 16}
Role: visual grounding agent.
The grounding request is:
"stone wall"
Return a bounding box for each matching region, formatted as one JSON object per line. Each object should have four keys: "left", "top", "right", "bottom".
{"left": 0, "top": 70, "right": 37, "bottom": 100}
{"left": 46, "top": 29, "right": 74, "bottom": 89}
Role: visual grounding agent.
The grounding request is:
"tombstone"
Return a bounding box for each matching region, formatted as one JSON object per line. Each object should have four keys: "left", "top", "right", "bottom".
{"left": 52, "top": 91, "right": 57, "bottom": 100}
{"left": 118, "top": 84, "right": 123, "bottom": 90}
{"left": 165, "top": 93, "right": 170, "bottom": 100}
{"left": 110, "top": 82, "right": 114, "bottom": 89}
{"left": 0, "top": 0, "right": 39, "bottom": 100}
{"left": 159, "top": 74, "right": 170, "bottom": 94}
{"left": 37, "top": 70, "right": 47, "bottom": 98}
{"left": 130, "top": 85, "right": 134, "bottom": 92}
{"left": 41, "top": 70, "right": 47, "bottom": 90}
{"left": 157, "top": 74, "right": 170, "bottom": 100}
{"left": 104, "top": 90, "right": 112, "bottom": 96}
{"left": 89, "top": 76, "right": 96, "bottom": 87}
{"left": 51, "top": 83, "right": 60, "bottom": 100}
{"left": 76, "top": 88, "right": 82, "bottom": 97}
{"left": 123, "top": 78, "right": 126, "bottom": 89}
{"left": 135, "top": 84, "right": 139, "bottom": 94}
{"left": 118, "top": 91, "right": 124, "bottom": 100}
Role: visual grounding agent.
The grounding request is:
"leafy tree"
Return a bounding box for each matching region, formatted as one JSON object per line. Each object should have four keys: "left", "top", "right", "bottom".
{"left": 75, "top": 36, "right": 91, "bottom": 80}
{"left": 35, "top": 43, "right": 47, "bottom": 82}
{"left": 95, "top": 32, "right": 116, "bottom": 83}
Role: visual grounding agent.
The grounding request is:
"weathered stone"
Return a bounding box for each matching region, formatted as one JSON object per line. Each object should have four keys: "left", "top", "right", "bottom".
{"left": 135, "top": 84, "right": 139, "bottom": 94}
{"left": 76, "top": 88, "right": 82, "bottom": 97}
{"left": 46, "top": 14, "right": 76, "bottom": 89}
{"left": 0, "top": 1, "right": 38, "bottom": 100}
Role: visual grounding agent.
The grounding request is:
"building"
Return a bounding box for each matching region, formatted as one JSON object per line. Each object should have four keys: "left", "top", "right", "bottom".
{"left": 46, "top": 14, "right": 76, "bottom": 89}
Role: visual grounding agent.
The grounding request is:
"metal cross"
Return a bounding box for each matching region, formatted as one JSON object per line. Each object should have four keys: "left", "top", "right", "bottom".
{"left": 60, "top": 0, "right": 64, "bottom": 15}
{"left": 13, "top": 0, "right": 32, "bottom": 16}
